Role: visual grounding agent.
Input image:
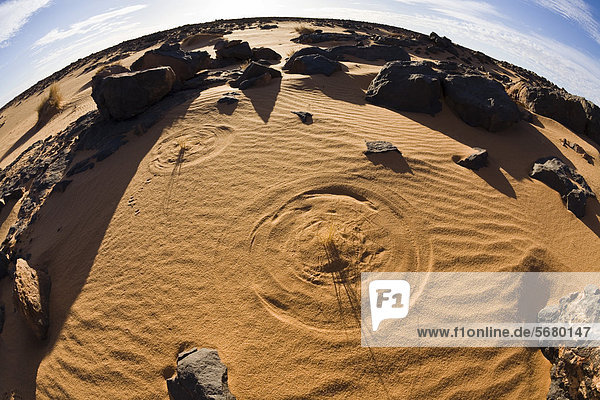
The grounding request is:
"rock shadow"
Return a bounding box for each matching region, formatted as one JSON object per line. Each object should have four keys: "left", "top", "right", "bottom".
{"left": 365, "top": 152, "right": 413, "bottom": 174}
{"left": 0, "top": 89, "right": 201, "bottom": 398}
{"left": 243, "top": 78, "right": 281, "bottom": 123}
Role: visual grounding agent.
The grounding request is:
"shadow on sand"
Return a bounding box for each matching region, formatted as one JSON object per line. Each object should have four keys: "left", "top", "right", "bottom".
{"left": 243, "top": 78, "right": 281, "bottom": 123}
{"left": 0, "top": 88, "right": 202, "bottom": 398}
{"left": 398, "top": 104, "right": 600, "bottom": 235}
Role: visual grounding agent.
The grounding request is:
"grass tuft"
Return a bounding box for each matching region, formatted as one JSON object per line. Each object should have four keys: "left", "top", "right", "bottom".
{"left": 36, "top": 84, "right": 62, "bottom": 127}
{"left": 294, "top": 25, "right": 315, "bottom": 35}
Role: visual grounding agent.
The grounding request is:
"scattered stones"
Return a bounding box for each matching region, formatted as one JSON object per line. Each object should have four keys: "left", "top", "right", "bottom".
{"left": 166, "top": 347, "right": 236, "bottom": 400}
{"left": 366, "top": 61, "right": 442, "bottom": 115}
{"left": 291, "top": 111, "right": 312, "bottom": 124}
{"left": 251, "top": 47, "right": 281, "bottom": 62}
{"left": 284, "top": 54, "right": 342, "bottom": 76}
{"left": 13, "top": 259, "right": 51, "bottom": 340}
{"left": 364, "top": 141, "right": 401, "bottom": 154}
{"left": 442, "top": 75, "right": 520, "bottom": 132}
{"left": 530, "top": 156, "right": 595, "bottom": 218}
{"left": 561, "top": 138, "right": 594, "bottom": 164}
{"left": 230, "top": 62, "right": 281, "bottom": 89}
{"left": 456, "top": 147, "right": 488, "bottom": 170}
{"left": 538, "top": 285, "right": 600, "bottom": 400}
{"left": 92, "top": 66, "right": 176, "bottom": 120}
{"left": 130, "top": 43, "right": 210, "bottom": 81}
{"left": 215, "top": 39, "right": 252, "bottom": 60}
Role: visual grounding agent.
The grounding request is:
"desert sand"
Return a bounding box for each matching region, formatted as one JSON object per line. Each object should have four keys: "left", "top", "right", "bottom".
{"left": 1, "top": 18, "right": 600, "bottom": 399}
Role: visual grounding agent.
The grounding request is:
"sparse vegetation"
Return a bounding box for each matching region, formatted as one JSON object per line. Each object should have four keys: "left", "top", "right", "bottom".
{"left": 95, "top": 62, "right": 122, "bottom": 75}
{"left": 36, "top": 84, "right": 62, "bottom": 127}
{"left": 294, "top": 25, "right": 315, "bottom": 35}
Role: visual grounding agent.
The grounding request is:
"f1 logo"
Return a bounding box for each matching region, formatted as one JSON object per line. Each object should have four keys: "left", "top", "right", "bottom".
{"left": 369, "top": 280, "right": 410, "bottom": 331}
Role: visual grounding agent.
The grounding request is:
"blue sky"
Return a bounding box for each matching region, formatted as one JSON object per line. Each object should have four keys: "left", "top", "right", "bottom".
{"left": 1, "top": 0, "right": 599, "bottom": 108}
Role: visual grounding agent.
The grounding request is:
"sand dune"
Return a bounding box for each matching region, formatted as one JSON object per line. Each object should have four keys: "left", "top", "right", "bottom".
{"left": 0, "top": 19, "right": 599, "bottom": 399}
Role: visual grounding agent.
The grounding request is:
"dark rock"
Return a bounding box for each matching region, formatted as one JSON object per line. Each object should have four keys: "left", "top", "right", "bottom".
{"left": 166, "top": 347, "right": 236, "bottom": 400}
{"left": 231, "top": 62, "right": 281, "bottom": 89}
{"left": 329, "top": 45, "right": 410, "bottom": 62}
{"left": 217, "top": 96, "right": 239, "bottom": 105}
{"left": 215, "top": 39, "right": 252, "bottom": 60}
{"left": 538, "top": 286, "right": 600, "bottom": 399}
{"left": 509, "top": 82, "right": 594, "bottom": 138}
{"left": 364, "top": 141, "right": 400, "bottom": 154}
{"left": 0, "top": 304, "right": 4, "bottom": 334}
{"left": 291, "top": 31, "right": 367, "bottom": 44}
{"left": 13, "top": 259, "right": 50, "bottom": 340}
{"left": 259, "top": 24, "right": 278, "bottom": 30}
{"left": 427, "top": 32, "right": 459, "bottom": 56}
{"left": 366, "top": 61, "right": 442, "bottom": 115}
{"left": 285, "top": 54, "right": 342, "bottom": 76}
{"left": 456, "top": 147, "right": 488, "bottom": 170}
{"left": 251, "top": 47, "right": 281, "bottom": 62}
{"left": 283, "top": 47, "right": 330, "bottom": 70}
{"left": 131, "top": 43, "right": 210, "bottom": 81}
{"left": 291, "top": 111, "right": 312, "bottom": 124}
{"left": 442, "top": 75, "right": 520, "bottom": 132}
{"left": 530, "top": 156, "right": 595, "bottom": 217}
{"left": 92, "top": 67, "right": 176, "bottom": 120}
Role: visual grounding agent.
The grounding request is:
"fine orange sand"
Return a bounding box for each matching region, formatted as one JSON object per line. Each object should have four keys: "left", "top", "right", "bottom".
{"left": 1, "top": 21, "right": 600, "bottom": 399}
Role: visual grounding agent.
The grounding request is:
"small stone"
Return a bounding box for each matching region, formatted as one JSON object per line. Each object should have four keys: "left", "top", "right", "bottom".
{"left": 217, "top": 96, "right": 239, "bottom": 105}
{"left": 166, "top": 347, "right": 236, "bottom": 400}
{"left": 365, "top": 141, "right": 400, "bottom": 154}
{"left": 456, "top": 147, "right": 488, "bottom": 170}
{"left": 291, "top": 111, "right": 312, "bottom": 124}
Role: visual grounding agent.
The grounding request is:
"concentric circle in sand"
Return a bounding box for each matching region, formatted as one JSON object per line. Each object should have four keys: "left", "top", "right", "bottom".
{"left": 149, "top": 124, "right": 234, "bottom": 174}
{"left": 249, "top": 178, "right": 431, "bottom": 333}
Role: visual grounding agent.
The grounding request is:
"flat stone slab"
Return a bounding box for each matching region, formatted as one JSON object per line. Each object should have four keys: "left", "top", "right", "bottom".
{"left": 364, "top": 141, "right": 401, "bottom": 154}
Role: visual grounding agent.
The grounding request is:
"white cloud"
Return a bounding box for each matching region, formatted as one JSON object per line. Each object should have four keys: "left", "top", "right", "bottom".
{"left": 0, "top": 0, "right": 52, "bottom": 47}
{"left": 308, "top": 6, "right": 600, "bottom": 104}
{"left": 529, "top": 0, "right": 600, "bottom": 44}
{"left": 395, "top": 0, "right": 502, "bottom": 18}
{"left": 33, "top": 4, "right": 147, "bottom": 48}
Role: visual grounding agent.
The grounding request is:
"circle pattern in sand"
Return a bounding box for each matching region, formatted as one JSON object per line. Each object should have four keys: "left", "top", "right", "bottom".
{"left": 149, "top": 124, "right": 234, "bottom": 174}
{"left": 249, "top": 180, "right": 430, "bottom": 333}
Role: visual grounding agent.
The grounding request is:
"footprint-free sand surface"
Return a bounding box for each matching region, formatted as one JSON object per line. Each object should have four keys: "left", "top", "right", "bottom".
{"left": 1, "top": 21, "right": 600, "bottom": 399}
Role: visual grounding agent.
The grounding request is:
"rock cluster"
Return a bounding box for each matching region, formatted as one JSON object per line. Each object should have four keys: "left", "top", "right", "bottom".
{"left": 230, "top": 62, "right": 281, "bottom": 90}
{"left": 530, "top": 156, "right": 595, "bottom": 218}
{"left": 131, "top": 43, "right": 210, "bottom": 81}
{"left": 291, "top": 30, "right": 368, "bottom": 44}
{"left": 92, "top": 66, "right": 176, "bottom": 120}
{"left": 509, "top": 82, "right": 600, "bottom": 144}
{"left": 366, "top": 61, "right": 520, "bottom": 131}
{"left": 283, "top": 45, "right": 409, "bottom": 75}
{"left": 166, "top": 347, "right": 236, "bottom": 400}
{"left": 538, "top": 285, "right": 600, "bottom": 400}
